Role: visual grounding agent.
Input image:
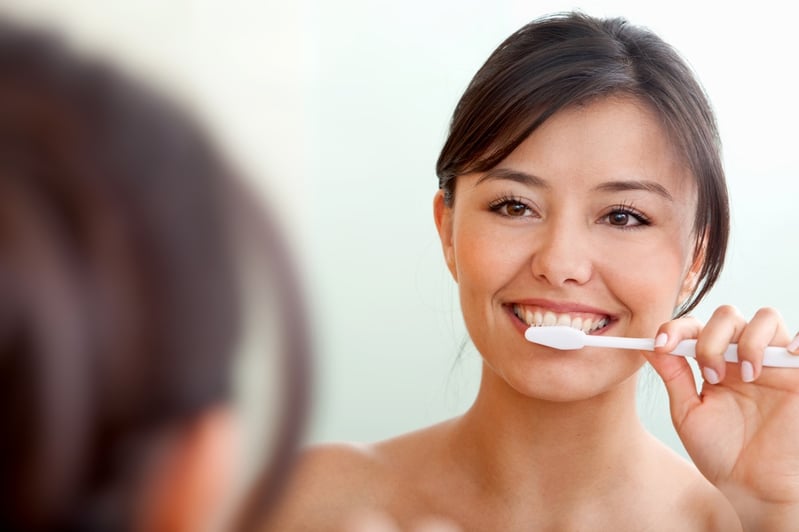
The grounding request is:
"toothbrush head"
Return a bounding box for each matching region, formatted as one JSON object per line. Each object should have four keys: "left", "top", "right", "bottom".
{"left": 524, "top": 326, "right": 587, "bottom": 350}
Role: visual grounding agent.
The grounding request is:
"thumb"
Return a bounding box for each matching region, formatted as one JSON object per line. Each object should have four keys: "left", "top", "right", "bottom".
{"left": 644, "top": 334, "right": 702, "bottom": 429}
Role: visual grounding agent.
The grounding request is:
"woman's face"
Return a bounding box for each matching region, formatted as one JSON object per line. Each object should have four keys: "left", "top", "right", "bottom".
{"left": 435, "top": 96, "right": 700, "bottom": 401}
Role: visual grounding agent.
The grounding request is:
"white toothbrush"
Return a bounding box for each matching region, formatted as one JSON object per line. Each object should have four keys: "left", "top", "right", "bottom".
{"left": 524, "top": 326, "right": 799, "bottom": 368}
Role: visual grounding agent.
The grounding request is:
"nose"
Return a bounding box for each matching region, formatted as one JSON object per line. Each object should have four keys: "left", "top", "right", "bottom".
{"left": 529, "top": 220, "right": 593, "bottom": 287}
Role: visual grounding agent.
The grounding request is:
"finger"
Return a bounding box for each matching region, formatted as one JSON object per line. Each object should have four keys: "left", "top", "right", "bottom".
{"left": 736, "top": 307, "right": 792, "bottom": 382}
{"left": 644, "top": 350, "right": 701, "bottom": 430}
{"left": 789, "top": 332, "right": 799, "bottom": 354}
{"left": 695, "top": 305, "right": 747, "bottom": 384}
{"left": 646, "top": 316, "right": 704, "bottom": 428}
{"left": 652, "top": 315, "right": 704, "bottom": 354}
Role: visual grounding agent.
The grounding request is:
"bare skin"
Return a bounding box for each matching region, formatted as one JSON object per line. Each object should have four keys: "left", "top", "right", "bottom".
{"left": 269, "top": 377, "right": 738, "bottom": 531}
{"left": 266, "top": 96, "right": 797, "bottom": 531}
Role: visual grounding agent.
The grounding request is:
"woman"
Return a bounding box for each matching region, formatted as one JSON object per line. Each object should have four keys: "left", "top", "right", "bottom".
{"left": 270, "top": 12, "right": 799, "bottom": 531}
{"left": 0, "top": 17, "right": 310, "bottom": 532}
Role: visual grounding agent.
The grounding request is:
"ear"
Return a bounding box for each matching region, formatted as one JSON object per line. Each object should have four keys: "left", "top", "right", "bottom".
{"left": 433, "top": 190, "right": 457, "bottom": 281}
{"left": 137, "top": 408, "right": 239, "bottom": 532}
{"left": 676, "top": 239, "right": 706, "bottom": 309}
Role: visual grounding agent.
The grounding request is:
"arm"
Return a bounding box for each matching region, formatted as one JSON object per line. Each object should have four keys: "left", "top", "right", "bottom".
{"left": 263, "top": 443, "right": 379, "bottom": 532}
{"left": 721, "top": 485, "right": 799, "bottom": 532}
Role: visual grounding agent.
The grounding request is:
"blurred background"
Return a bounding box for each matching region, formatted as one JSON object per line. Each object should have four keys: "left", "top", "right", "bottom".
{"left": 2, "top": 0, "right": 797, "bottom": 460}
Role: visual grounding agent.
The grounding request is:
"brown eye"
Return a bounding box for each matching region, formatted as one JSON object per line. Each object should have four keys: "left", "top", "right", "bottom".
{"left": 489, "top": 197, "right": 535, "bottom": 218}
{"left": 602, "top": 207, "right": 649, "bottom": 228}
{"left": 504, "top": 202, "right": 529, "bottom": 217}
{"left": 609, "top": 212, "right": 630, "bottom": 226}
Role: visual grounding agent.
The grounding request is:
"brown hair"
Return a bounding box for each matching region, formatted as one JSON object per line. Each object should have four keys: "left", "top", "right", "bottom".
{"left": 0, "top": 17, "right": 309, "bottom": 531}
{"left": 436, "top": 12, "right": 728, "bottom": 316}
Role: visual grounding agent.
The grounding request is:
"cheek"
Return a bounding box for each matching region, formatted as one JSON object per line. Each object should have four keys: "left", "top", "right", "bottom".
{"left": 451, "top": 221, "right": 533, "bottom": 346}
{"left": 599, "top": 233, "right": 690, "bottom": 323}
{"left": 452, "top": 222, "right": 529, "bottom": 299}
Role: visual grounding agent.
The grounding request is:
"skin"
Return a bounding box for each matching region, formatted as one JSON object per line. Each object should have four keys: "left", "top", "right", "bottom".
{"left": 134, "top": 408, "right": 239, "bottom": 532}
{"left": 649, "top": 311, "right": 799, "bottom": 531}
{"left": 266, "top": 95, "right": 799, "bottom": 531}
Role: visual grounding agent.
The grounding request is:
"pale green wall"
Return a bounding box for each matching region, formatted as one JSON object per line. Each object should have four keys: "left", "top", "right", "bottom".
{"left": 6, "top": 0, "right": 798, "bottom": 463}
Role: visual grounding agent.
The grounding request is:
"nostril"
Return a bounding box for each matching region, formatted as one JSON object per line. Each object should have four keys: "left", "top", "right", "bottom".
{"left": 529, "top": 238, "right": 592, "bottom": 286}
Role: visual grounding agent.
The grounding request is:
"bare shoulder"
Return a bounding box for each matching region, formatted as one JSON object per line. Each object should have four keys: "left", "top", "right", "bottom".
{"left": 676, "top": 471, "right": 742, "bottom": 531}
{"left": 293, "top": 442, "right": 386, "bottom": 491}
{"left": 264, "top": 442, "right": 389, "bottom": 531}
{"left": 644, "top": 441, "right": 742, "bottom": 531}
{"left": 264, "top": 422, "right": 454, "bottom": 531}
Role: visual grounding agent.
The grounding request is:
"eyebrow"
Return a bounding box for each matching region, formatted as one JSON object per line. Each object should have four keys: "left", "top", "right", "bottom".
{"left": 475, "top": 168, "right": 550, "bottom": 189}
{"left": 476, "top": 167, "right": 674, "bottom": 201}
{"left": 592, "top": 180, "right": 674, "bottom": 201}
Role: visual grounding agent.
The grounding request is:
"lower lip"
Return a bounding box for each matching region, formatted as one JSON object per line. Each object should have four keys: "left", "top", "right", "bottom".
{"left": 504, "top": 305, "right": 613, "bottom": 337}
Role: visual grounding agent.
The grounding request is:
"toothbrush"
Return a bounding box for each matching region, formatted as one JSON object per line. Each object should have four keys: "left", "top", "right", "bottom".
{"left": 524, "top": 325, "right": 799, "bottom": 368}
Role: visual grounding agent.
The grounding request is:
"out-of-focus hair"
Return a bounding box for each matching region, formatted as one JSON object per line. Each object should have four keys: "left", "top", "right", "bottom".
{"left": 0, "top": 17, "right": 309, "bottom": 531}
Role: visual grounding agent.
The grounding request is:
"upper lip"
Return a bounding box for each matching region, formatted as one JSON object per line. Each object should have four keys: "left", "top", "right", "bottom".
{"left": 508, "top": 298, "right": 614, "bottom": 317}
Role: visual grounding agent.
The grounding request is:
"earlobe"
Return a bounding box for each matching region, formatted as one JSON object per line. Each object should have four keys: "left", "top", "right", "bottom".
{"left": 433, "top": 191, "right": 457, "bottom": 281}
{"left": 677, "top": 270, "right": 698, "bottom": 307}
{"left": 676, "top": 243, "right": 705, "bottom": 308}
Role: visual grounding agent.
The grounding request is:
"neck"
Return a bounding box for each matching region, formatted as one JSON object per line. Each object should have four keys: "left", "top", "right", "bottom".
{"left": 450, "top": 362, "right": 650, "bottom": 504}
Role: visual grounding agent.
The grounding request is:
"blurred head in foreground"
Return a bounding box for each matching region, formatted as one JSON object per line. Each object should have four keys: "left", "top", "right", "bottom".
{"left": 0, "top": 17, "right": 309, "bottom": 532}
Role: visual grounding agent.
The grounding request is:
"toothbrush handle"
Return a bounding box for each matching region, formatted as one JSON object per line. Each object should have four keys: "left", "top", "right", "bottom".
{"left": 671, "top": 341, "right": 799, "bottom": 368}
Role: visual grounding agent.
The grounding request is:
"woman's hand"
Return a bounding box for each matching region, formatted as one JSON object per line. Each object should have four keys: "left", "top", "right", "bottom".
{"left": 644, "top": 306, "right": 799, "bottom": 531}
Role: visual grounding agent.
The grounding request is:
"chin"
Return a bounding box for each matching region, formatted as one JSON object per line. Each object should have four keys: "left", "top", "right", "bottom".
{"left": 495, "top": 354, "right": 644, "bottom": 403}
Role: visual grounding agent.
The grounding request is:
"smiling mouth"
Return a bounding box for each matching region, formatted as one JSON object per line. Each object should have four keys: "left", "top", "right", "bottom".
{"left": 511, "top": 304, "right": 610, "bottom": 333}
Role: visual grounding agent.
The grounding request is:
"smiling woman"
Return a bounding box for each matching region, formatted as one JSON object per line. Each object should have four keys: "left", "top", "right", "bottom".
{"left": 268, "top": 11, "right": 799, "bottom": 532}
{"left": 435, "top": 96, "right": 700, "bottom": 404}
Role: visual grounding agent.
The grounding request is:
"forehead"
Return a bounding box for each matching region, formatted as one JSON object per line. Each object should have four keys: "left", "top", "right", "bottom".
{"left": 498, "top": 95, "right": 695, "bottom": 198}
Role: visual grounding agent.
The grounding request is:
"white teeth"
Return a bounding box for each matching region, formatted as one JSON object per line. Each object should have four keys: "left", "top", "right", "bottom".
{"left": 513, "top": 304, "right": 609, "bottom": 333}
{"left": 593, "top": 317, "right": 609, "bottom": 331}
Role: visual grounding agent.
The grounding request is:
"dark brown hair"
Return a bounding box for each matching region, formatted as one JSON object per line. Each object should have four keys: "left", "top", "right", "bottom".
{"left": 0, "top": 17, "right": 309, "bottom": 532}
{"left": 436, "top": 12, "right": 728, "bottom": 316}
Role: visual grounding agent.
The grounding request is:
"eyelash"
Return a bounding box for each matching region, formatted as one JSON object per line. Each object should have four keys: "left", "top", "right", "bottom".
{"left": 487, "top": 196, "right": 652, "bottom": 229}
{"left": 487, "top": 195, "right": 536, "bottom": 218}
{"left": 603, "top": 202, "right": 652, "bottom": 229}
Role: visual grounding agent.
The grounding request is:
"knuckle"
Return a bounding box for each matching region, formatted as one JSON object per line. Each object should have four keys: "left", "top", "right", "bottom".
{"left": 736, "top": 336, "right": 764, "bottom": 360}
{"left": 658, "top": 319, "right": 678, "bottom": 332}
{"left": 692, "top": 344, "right": 714, "bottom": 362}
{"left": 753, "top": 306, "right": 782, "bottom": 321}
{"left": 712, "top": 304, "right": 742, "bottom": 321}
{"left": 659, "top": 315, "right": 701, "bottom": 337}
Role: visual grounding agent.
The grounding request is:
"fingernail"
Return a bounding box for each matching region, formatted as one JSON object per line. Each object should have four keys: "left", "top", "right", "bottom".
{"left": 741, "top": 361, "right": 754, "bottom": 382}
{"left": 788, "top": 335, "right": 799, "bottom": 353}
{"left": 654, "top": 333, "right": 668, "bottom": 348}
{"left": 703, "top": 366, "right": 720, "bottom": 384}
